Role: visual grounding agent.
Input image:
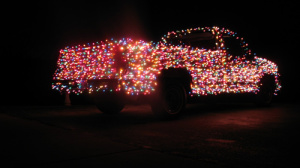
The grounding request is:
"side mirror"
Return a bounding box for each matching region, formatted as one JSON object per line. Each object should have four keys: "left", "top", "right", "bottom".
{"left": 245, "top": 49, "right": 255, "bottom": 61}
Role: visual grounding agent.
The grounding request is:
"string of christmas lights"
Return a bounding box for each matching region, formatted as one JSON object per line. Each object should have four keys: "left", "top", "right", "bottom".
{"left": 52, "top": 27, "right": 281, "bottom": 96}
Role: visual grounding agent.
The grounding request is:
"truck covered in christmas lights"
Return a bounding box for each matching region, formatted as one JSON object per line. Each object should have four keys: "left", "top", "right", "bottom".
{"left": 52, "top": 26, "right": 281, "bottom": 117}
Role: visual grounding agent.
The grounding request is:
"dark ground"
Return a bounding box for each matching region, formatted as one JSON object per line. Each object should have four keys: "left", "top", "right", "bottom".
{"left": 1, "top": 103, "right": 299, "bottom": 167}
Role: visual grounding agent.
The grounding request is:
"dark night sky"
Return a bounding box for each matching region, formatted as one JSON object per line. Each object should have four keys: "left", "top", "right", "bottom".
{"left": 1, "top": 1, "right": 299, "bottom": 105}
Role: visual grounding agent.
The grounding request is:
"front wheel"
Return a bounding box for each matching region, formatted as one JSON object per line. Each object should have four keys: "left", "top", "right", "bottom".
{"left": 151, "top": 83, "right": 187, "bottom": 119}
{"left": 256, "top": 75, "right": 276, "bottom": 106}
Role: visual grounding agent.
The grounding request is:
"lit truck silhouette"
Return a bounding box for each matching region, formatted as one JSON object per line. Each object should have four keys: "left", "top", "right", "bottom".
{"left": 52, "top": 27, "right": 281, "bottom": 117}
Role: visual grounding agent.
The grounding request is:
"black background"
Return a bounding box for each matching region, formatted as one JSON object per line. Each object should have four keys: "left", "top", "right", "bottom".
{"left": 1, "top": 1, "right": 299, "bottom": 105}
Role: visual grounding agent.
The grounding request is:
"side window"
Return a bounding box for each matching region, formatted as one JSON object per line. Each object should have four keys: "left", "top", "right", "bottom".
{"left": 187, "top": 32, "right": 215, "bottom": 50}
{"left": 167, "top": 32, "right": 216, "bottom": 50}
{"left": 224, "top": 36, "right": 243, "bottom": 57}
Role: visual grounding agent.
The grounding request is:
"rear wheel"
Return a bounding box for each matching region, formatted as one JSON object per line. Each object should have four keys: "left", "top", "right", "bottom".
{"left": 93, "top": 93, "right": 125, "bottom": 114}
{"left": 151, "top": 83, "right": 187, "bottom": 119}
{"left": 96, "top": 102, "right": 124, "bottom": 114}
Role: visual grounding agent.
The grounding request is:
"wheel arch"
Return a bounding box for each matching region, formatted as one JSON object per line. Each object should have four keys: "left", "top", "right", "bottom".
{"left": 157, "top": 67, "right": 192, "bottom": 96}
{"left": 259, "top": 74, "right": 276, "bottom": 92}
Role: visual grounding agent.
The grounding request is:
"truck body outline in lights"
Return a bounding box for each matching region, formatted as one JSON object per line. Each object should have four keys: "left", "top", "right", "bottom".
{"left": 52, "top": 27, "right": 281, "bottom": 98}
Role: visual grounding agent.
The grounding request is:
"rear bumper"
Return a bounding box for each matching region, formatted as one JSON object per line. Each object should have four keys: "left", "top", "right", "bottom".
{"left": 52, "top": 79, "right": 120, "bottom": 94}
{"left": 52, "top": 79, "right": 156, "bottom": 104}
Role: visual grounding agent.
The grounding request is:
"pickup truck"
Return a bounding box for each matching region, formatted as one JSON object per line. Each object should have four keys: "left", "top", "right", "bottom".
{"left": 52, "top": 26, "right": 281, "bottom": 118}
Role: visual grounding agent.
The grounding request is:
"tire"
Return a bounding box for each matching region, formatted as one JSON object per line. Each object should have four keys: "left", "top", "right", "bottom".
{"left": 151, "top": 83, "right": 187, "bottom": 119}
{"left": 94, "top": 93, "right": 125, "bottom": 114}
{"left": 256, "top": 75, "right": 276, "bottom": 106}
{"left": 96, "top": 102, "right": 124, "bottom": 114}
